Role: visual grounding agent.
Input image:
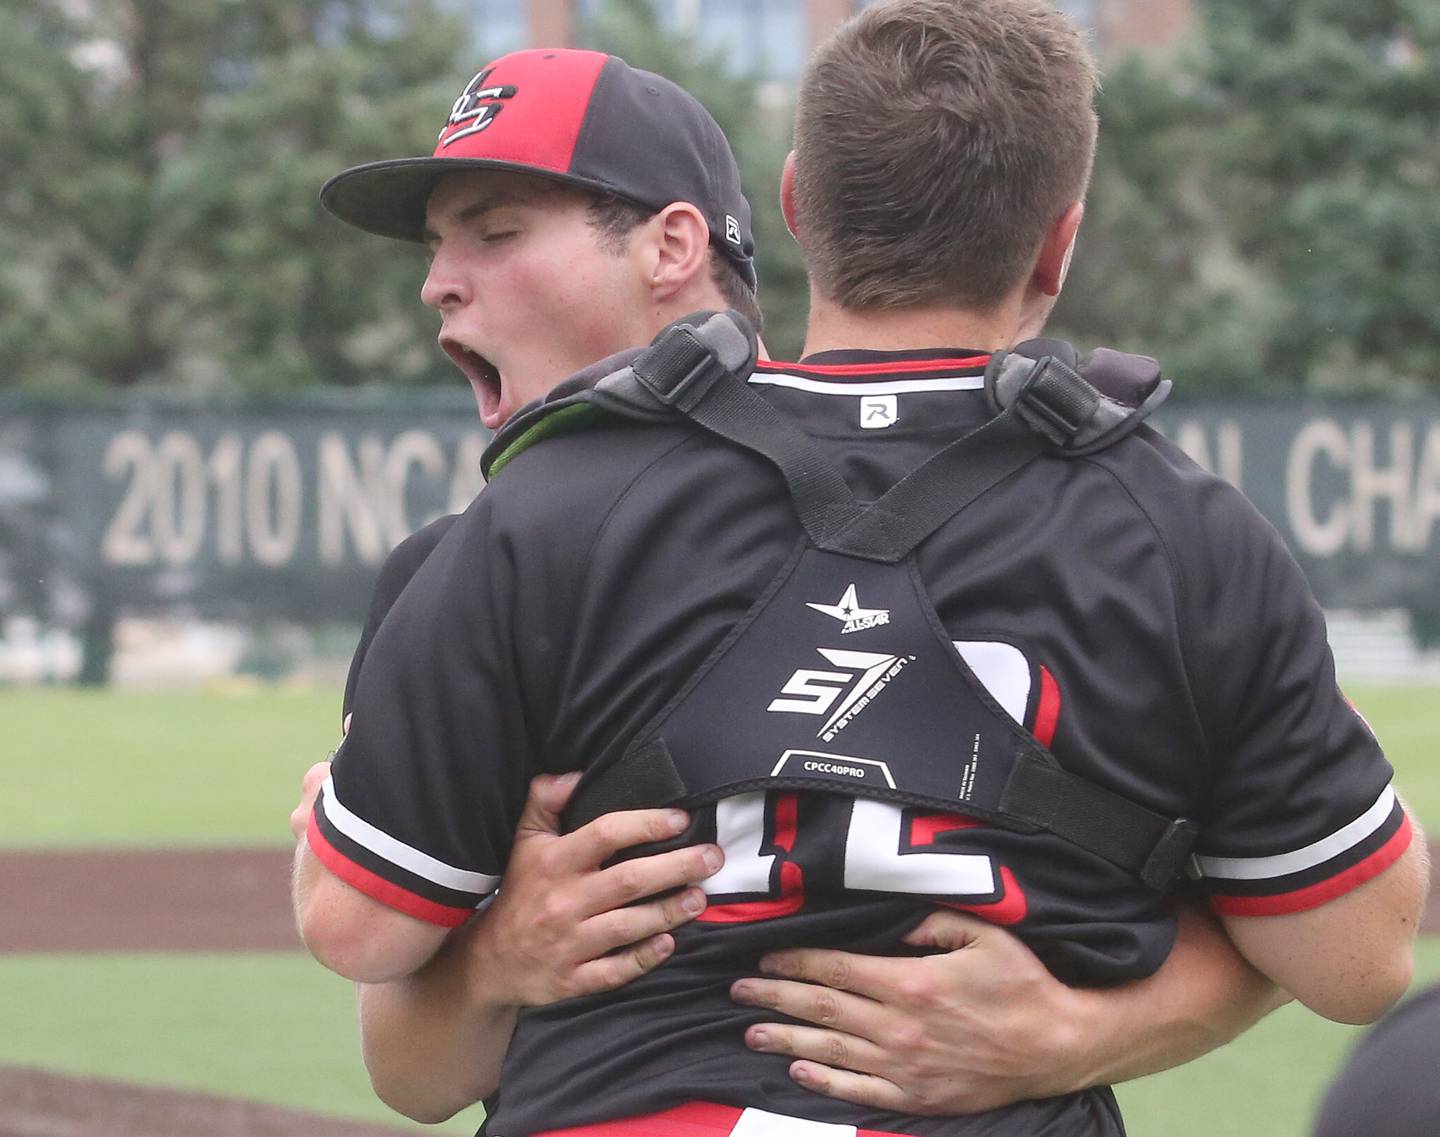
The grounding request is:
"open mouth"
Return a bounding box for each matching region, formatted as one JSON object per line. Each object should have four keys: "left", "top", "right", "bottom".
{"left": 442, "top": 339, "right": 503, "bottom": 427}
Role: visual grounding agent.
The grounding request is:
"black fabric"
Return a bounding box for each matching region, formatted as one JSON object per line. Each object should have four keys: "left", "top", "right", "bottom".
{"left": 999, "top": 755, "right": 1197, "bottom": 890}
{"left": 1312, "top": 984, "right": 1440, "bottom": 1137}
{"left": 821, "top": 409, "right": 1043, "bottom": 561}
{"left": 667, "top": 367, "right": 863, "bottom": 547}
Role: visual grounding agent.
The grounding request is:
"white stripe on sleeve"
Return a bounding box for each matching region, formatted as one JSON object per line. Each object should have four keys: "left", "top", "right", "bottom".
{"left": 319, "top": 774, "right": 499, "bottom": 896}
{"left": 1196, "top": 785, "right": 1397, "bottom": 881}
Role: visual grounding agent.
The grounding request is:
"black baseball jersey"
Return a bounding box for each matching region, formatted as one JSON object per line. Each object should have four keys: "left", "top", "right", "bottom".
{"left": 312, "top": 348, "right": 1409, "bottom": 1137}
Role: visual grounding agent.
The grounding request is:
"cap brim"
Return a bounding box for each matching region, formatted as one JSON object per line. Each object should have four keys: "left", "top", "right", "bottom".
{"left": 320, "top": 157, "right": 630, "bottom": 243}
{"left": 321, "top": 155, "right": 758, "bottom": 290}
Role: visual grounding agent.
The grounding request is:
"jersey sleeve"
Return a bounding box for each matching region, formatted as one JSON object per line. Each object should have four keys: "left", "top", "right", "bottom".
{"left": 1177, "top": 473, "right": 1411, "bottom": 917}
{"left": 341, "top": 515, "right": 460, "bottom": 722}
{"left": 310, "top": 499, "right": 536, "bottom": 927}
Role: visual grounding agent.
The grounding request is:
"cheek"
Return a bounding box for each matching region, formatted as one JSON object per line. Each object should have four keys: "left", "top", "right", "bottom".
{"left": 538, "top": 253, "right": 646, "bottom": 346}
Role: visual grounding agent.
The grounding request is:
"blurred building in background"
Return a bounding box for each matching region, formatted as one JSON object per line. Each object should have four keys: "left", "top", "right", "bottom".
{"left": 457, "top": 0, "right": 1195, "bottom": 80}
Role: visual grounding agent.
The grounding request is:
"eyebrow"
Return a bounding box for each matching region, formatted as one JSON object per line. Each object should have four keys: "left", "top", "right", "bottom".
{"left": 423, "top": 186, "right": 551, "bottom": 244}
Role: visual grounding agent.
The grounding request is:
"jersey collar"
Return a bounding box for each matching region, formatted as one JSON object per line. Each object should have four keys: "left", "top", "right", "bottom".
{"left": 756, "top": 348, "right": 991, "bottom": 380}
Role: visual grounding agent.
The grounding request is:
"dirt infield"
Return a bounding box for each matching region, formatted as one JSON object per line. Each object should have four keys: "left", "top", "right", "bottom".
{"left": 0, "top": 1067, "right": 419, "bottom": 1137}
{"left": 0, "top": 848, "right": 299, "bottom": 952}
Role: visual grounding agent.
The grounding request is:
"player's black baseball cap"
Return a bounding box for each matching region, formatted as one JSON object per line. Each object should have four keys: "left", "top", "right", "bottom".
{"left": 321, "top": 48, "right": 757, "bottom": 289}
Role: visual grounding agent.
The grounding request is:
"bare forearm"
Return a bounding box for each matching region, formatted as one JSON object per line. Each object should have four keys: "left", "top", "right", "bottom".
{"left": 1063, "top": 899, "right": 1287, "bottom": 1089}
{"left": 359, "top": 919, "right": 516, "bottom": 1123}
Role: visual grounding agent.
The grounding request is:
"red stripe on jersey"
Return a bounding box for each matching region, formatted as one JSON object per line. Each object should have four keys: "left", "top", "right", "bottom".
{"left": 943, "top": 865, "right": 1029, "bottom": 926}
{"left": 1033, "top": 666, "right": 1061, "bottom": 747}
{"left": 531, "top": 1101, "right": 742, "bottom": 1137}
{"left": 772, "top": 791, "right": 800, "bottom": 852}
{"left": 754, "top": 356, "right": 990, "bottom": 377}
{"left": 909, "top": 811, "right": 984, "bottom": 846}
{"left": 531, "top": 1101, "right": 927, "bottom": 1137}
{"left": 1209, "top": 811, "right": 1413, "bottom": 917}
{"left": 306, "top": 810, "right": 472, "bottom": 928}
{"left": 698, "top": 793, "right": 805, "bottom": 924}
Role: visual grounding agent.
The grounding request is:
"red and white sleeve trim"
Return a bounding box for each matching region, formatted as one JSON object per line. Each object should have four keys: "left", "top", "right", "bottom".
{"left": 308, "top": 774, "right": 498, "bottom": 926}
{"left": 1198, "top": 786, "right": 1396, "bottom": 881}
{"left": 1202, "top": 786, "right": 1413, "bottom": 917}
{"left": 318, "top": 774, "right": 498, "bottom": 895}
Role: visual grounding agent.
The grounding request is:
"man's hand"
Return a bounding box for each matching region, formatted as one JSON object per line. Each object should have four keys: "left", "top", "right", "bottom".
{"left": 356, "top": 774, "right": 724, "bottom": 1121}
{"left": 730, "top": 910, "right": 1089, "bottom": 1115}
{"left": 462, "top": 772, "right": 724, "bottom": 1005}
{"left": 730, "top": 899, "right": 1286, "bottom": 1115}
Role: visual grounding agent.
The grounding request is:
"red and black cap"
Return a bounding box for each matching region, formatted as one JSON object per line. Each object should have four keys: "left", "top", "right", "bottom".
{"left": 321, "top": 49, "right": 757, "bottom": 288}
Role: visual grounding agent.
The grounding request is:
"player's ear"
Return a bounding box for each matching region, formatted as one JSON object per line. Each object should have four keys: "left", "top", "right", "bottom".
{"left": 646, "top": 202, "right": 710, "bottom": 301}
{"left": 779, "top": 151, "right": 801, "bottom": 242}
{"left": 1032, "top": 201, "right": 1085, "bottom": 298}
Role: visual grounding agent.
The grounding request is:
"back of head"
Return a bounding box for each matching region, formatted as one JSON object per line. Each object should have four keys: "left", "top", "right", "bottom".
{"left": 793, "top": 0, "right": 1098, "bottom": 311}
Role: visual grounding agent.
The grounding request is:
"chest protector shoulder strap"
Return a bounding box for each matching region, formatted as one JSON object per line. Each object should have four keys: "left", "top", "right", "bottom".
{"left": 554, "top": 312, "right": 1195, "bottom": 890}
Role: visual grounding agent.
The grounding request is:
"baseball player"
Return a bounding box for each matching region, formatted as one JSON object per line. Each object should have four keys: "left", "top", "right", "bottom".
{"left": 294, "top": 9, "right": 1426, "bottom": 1135}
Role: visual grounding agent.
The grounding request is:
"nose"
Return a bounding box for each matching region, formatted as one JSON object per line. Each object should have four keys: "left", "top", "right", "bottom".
{"left": 420, "top": 244, "right": 470, "bottom": 311}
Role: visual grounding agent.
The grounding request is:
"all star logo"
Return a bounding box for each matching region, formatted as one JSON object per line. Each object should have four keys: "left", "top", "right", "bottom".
{"left": 806, "top": 584, "right": 890, "bottom": 634}
{"left": 440, "top": 68, "right": 518, "bottom": 146}
{"left": 768, "top": 648, "right": 914, "bottom": 741}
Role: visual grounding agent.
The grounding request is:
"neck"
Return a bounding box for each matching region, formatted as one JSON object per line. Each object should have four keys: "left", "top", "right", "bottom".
{"left": 801, "top": 291, "right": 1042, "bottom": 358}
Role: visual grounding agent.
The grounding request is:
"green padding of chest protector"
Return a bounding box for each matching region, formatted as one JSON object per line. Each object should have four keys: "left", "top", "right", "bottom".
{"left": 486, "top": 403, "right": 613, "bottom": 479}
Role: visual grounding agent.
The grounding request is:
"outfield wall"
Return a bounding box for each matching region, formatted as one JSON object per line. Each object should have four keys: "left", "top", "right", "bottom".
{"left": 2, "top": 393, "right": 1439, "bottom": 632}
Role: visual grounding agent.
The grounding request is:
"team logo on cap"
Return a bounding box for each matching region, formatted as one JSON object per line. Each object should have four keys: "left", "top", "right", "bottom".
{"left": 441, "top": 68, "right": 518, "bottom": 146}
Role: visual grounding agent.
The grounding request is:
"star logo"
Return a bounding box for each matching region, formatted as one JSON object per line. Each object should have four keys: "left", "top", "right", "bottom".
{"left": 806, "top": 584, "right": 890, "bottom": 634}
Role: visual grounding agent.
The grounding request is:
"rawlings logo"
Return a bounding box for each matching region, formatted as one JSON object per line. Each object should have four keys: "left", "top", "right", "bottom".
{"left": 440, "top": 68, "right": 518, "bottom": 146}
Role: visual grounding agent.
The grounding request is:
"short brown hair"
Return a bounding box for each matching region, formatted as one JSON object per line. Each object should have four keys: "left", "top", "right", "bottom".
{"left": 793, "top": 0, "right": 1098, "bottom": 310}
{"left": 587, "top": 194, "right": 764, "bottom": 334}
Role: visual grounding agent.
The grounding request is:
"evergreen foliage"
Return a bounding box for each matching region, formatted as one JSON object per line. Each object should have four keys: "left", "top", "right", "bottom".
{"left": 4, "top": 0, "right": 1437, "bottom": 391}
{"left": 0, "top": 0, "right": 464, "bottom": 392}
{"left": 1054, "top": 0, "right": 1440, "bottom": 392}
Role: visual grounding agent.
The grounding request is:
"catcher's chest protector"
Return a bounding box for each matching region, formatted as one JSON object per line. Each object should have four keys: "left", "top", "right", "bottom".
{"left": 611, "top": 544, "right": 1047, "bottom": 827}
{"left": 494, "top": 313, "right": 1196, "bottom": 889}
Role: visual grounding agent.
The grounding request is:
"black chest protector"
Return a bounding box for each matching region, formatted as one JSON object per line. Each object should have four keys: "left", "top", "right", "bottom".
{"left": 484, "top": 313, "right": 1198, "bottom": 890}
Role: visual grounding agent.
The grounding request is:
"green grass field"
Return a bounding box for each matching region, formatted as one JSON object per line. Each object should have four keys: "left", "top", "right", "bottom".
{"left": 0, "top": 685, "right": 1435, "bottom": 1137}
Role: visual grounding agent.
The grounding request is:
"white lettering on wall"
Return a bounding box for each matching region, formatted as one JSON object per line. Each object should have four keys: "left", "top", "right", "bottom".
{"left": 101, "top": 427, "right": 487, "bottom": 571}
